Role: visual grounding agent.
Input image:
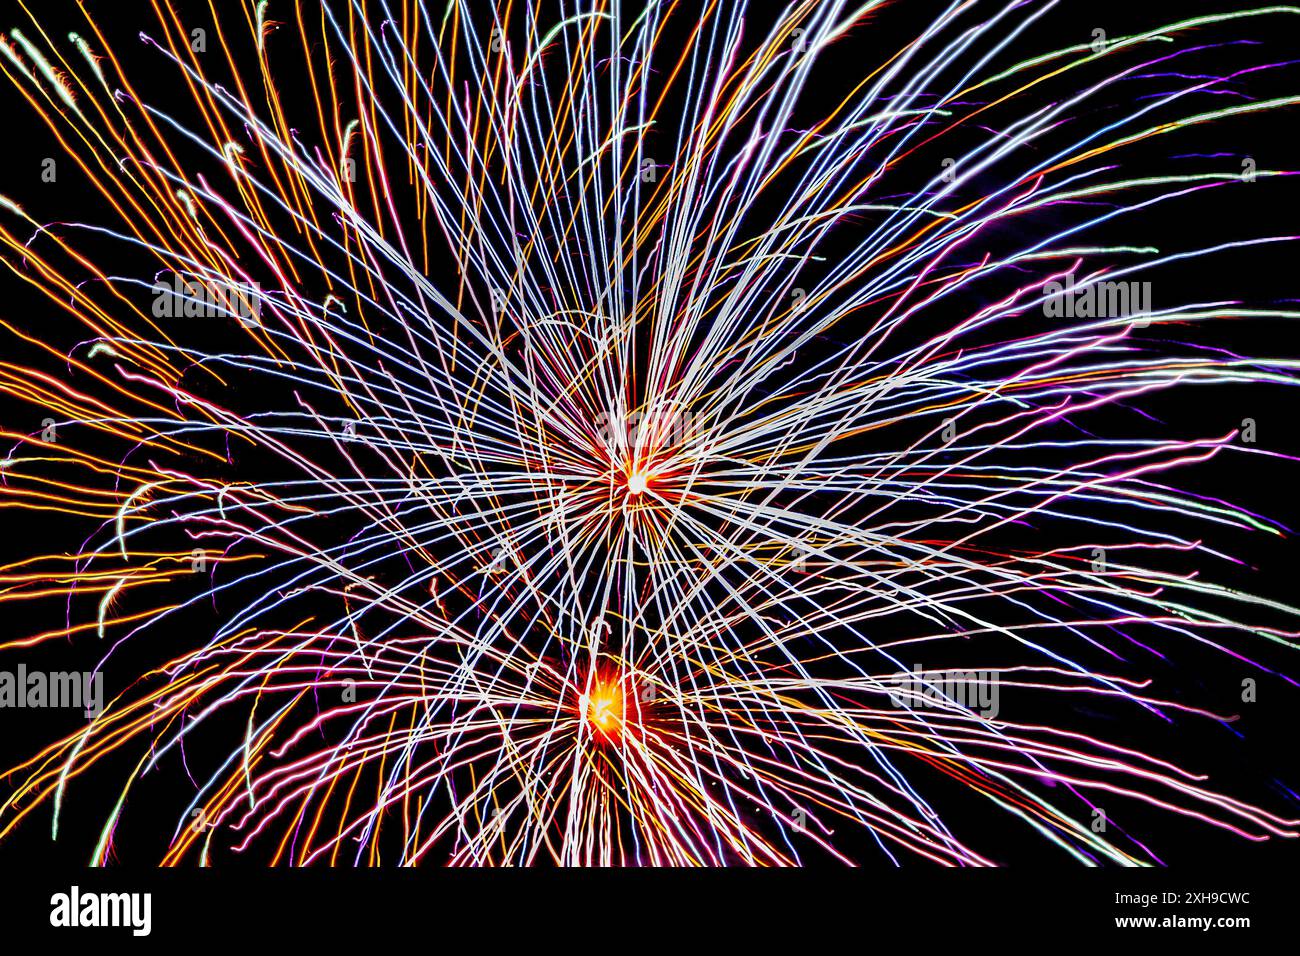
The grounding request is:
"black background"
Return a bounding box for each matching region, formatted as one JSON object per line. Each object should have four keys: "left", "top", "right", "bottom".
{"left": 0, "top": 0, "right": 1296, "bottom": 941}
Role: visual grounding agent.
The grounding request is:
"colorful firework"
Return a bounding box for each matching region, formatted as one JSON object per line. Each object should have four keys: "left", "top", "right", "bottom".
{"left": 0, "top": 0, "right": 1297, "bottom": 868}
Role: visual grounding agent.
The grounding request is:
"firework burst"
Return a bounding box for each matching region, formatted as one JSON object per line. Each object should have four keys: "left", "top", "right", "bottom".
{"left": 0, "top": 0, "right": 1298, "bottom": 867}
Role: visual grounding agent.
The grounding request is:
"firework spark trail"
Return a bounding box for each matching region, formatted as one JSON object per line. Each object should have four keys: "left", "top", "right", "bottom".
{"left": 0, "top": 0, "right": 1298, "bottom": 866}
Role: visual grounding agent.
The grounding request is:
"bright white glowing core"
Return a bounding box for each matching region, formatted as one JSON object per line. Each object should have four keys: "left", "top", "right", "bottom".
{"left": 581, "top": 682, "right": 623, "bottom": 737}
{"left": 627, "top": 472, "right": 648, "bottom": 495}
